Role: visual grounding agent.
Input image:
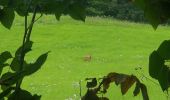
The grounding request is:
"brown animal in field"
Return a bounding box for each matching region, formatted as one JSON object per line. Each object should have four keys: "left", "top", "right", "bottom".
{"left": 83, "top": 54, "right": 92, "bottom": 61}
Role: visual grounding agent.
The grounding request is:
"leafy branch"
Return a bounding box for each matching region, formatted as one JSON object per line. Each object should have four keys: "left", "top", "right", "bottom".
{"left": 82, "top": 72, "right": 149, "bottom": 100}
{"left": 0, "top": 0, "right": 87, "bottom": 99}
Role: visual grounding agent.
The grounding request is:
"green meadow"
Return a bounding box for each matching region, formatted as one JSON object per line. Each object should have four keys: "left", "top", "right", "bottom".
{"left": 0, "top": 16, "right": 170, "bottom": 100}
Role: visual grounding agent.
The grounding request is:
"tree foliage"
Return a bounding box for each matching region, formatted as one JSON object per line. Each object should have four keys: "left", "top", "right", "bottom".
{"left": 1, "top": 0, "right": 170, "bottom": 99}
{"left": 0, "top": 0, "right": 86, "bottom": 29}
{"left": 133, "top": 0, "right": 170, "bottom": 29}
{"left": 87, "top": 0, "right": 146, "bottom": 22}
{"left": 0, "top": 0, "right": 86, "bottom": 99}
{"left": 149, "top": 41, "right": 170, "bottom": 91}
{"left": 82, "top": 72, "right": 149, "bottom": 100}
{"left": 133, "top": 0, "right": 170, "bottom": 92}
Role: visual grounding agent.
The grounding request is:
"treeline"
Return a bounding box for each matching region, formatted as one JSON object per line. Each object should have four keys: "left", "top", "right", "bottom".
{"left": 86, "top": 0, "right": 146, "bottom": 22}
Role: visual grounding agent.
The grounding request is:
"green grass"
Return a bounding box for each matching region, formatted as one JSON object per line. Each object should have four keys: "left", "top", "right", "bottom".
{"left": 0, "top": 15, "right": 170, "bottom": 100}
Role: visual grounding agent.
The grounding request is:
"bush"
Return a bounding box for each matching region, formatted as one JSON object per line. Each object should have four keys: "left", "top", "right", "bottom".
{"left": 86, "top": 0, "right": 146, "bottom": 22}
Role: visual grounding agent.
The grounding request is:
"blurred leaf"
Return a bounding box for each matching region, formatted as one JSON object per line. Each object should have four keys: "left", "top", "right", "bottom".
{"left": 11, "top": 41, "right": 33, "bottom": 72}
{"left": 83, "top": 72, "right": 148, "bottom": 100}
{"left": 24, "top": 52, "right": 49, "bottom": 76}
{"left": 10, "top": 57, "right": 28, "bottom": 72}
{"left": 157, "top": 40, "right": 170, "bottom": 60}
{"left": 114, "top": 74, "right": 128, "bottom": 85}
{"left": 144, "top": 2, "right": 161, "bottom": 29}
{"left": 102, "top": 73, "right": 119, "bottom": 92}
{"left": 149, "top": 51, "right": 164, "bottom": 79}
{"left": 82, "top": 89, "right": 99, "bottom": 100}
{"left": 107, "top": 72, "right": 117, "bottom": 82}
{"left": 15, "top": 41, "right": 33, "bottom": 57}
{"left": 0, "top": 0, "right": 9, "bottom": 7}
{"left": 86, "top": 78, "right": 97, "bottom": 88}
{"left": 121, "top": 75, "right": 136, "bottom": 95}
{"left": 10, "top": 58, "right": 20, "bottom": 72}
{"left": 7, "top": 0, "right": 29, "bottom": 16}
{"left": 14, "top": 0, "right": 28, "bottom": 16}
{"left": 37, "top": 0, "right": 66, "bottom": 20}
{"left": 8, "top": 89, "right": 40, "bottom": 100}
{"left": 102, "top": 77, "right": 112, "bottom": 93}
{"left": 32, "top": 94, "right": 41, "bottom": 100}
{"left": 68, "top": 1, "right": 86, "bottom": 21}
{"left": 0, "top": 8, "right": 15, "bottom": 29}
{"left": 99, "top": 97, "right": 109, "bottom": 100}
{"left": 102, "top": 72, "right": 137, "bottom": 95}
{"left": 55, "top": 13, "right": 62, "bottom": 20}
{"left": 35, "top": 0, "right": 67, "bottom": 14}
{"left": 133, "top": 82, "right": 140, "bottom": 96}
{"left": 37, "top": 0, "right": 86, "bottom": 21}
{"left": 133, "top": 0, "right": 170, "bottom": 29}
{"left": 0, "top": 87, "right": 13, "bottom": 99}
{"left": 140, "top": 83, "right": 149, "bottom": 100}
{"left": 0, "top": 0, "right": 87, "bottom": 28}
{"left": 1, "top": 64, "right": 9, "bottom": 67}
{"left": 133, "top": 0, "right": 145, "bottom": 9}
{"left": 157, "top": 65, "right": 169, "bottom": 91}
{"left": 0, "top": 72, "right": 24, "bottom": 86}
{"left": 0, "top": 51, "right": 12, "bottom": 75}
{"left": 149, "top": 40, "right": 170, "bottom": 91}
{"left": 0, "top": 51, "right": 12, "bottom": 64}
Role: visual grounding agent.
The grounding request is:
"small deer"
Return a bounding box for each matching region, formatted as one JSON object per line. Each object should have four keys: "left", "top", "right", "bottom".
{"left": 83, "top": 54, "right": 92, "bottom": 61}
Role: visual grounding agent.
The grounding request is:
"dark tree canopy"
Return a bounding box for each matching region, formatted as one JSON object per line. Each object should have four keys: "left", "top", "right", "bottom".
{"left": 0, "top": 0, "right": 86, "bottom": 29}
{"left": 133, "top": 0, "right": 170, "bottom": 29}
{"left": 134, "top": 0, "right": 170, "bottom": 92}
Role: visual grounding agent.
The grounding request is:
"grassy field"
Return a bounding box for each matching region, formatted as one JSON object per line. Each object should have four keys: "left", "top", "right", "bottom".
{"left": 0, "top": 16, "right": 170, "bottom": 100}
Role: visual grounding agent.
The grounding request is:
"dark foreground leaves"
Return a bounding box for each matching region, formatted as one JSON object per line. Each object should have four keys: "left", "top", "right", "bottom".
{"left": 82, "top": 72, "right": 149, "bottom": 100}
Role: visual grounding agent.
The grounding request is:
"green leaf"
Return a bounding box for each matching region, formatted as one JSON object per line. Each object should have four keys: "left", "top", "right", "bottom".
{"left": 10, "top": 58, "right": 20, "bottom": 72}
{"left": 30, "top": 0, "right": 87, "bottom": 22}
{"left": 82, "top": 89, "right": 99, "bottom": 100}
{"left": 55, "top": 13, "right": 62, "bottom": 21}
{"left": 133, "top": 0, "right": 161, "bottom": 29}
{"left": 157, "top": 40, "right": 170, "bottom": 60}
{"left": 54, "top": 2, "right": 65, "bottom": 20}
{"left": 149, "top": 51, "right": 164, "bottom": 79}
{"left": 0, "top": 72, "right": 24, "bottom": 86}
{"left": 144, "top": 6, "right": 160, "bottom": 30}
{"left": 99, "top": 97, "right": 109, "bottom": 100}
{"left": 157, "top": 65, "right": 169, "bottom": 91}
{"left": 11, "top": 41, "right": 33, "bottom": 72}
{"left": 7, "top": 0, "right": 28, "bottom": 16}
{"left": 0, "top": 51, "right": 12, "bottom": 75}
{"left": 133, "top": 82, "right": 140, "bottom": 96}
{"left": 8, "top": 89, "right": 40, "bottom": 100}
{"left": 0, "top": 51, "right": 12, "bottom": 64}
{"left": 0, "top": 87, "right": 13, "bottom": 99}
{"left": 15, "top": 41, "right": 33, "bottom": 57}
{"left": 0, "top": 0, "right": 9, "bottom": 7}
{"left": 133, "top": 0, "right": 145, "bottom": 10}
{"left": 140, "top": 83, "right": 149, "bottom": 100}
{"left": 24, "top": 52, "right": 49, "bottom": 76}
{"left": 68, "top": 1, "right": 86, "bottom": 21}
{"left": 1, "top": 64, "right": 9, "bottom": 67}
{"left": 15, "top": 4, "right": 27, "bottom": 16}
{"left": 0, "top": 7, "right": 15, "bottom": 29}
{"left": 149, "top": 40, "right": 170, "bottom": 91}
{"left": 86, "top": 78, "right": 97, "bottom": 88}
{"left": 35, "top": 0, "right": 69, "bottom": 15}
{"left": 32, "top": 94, "right": 41, "bottom": 100}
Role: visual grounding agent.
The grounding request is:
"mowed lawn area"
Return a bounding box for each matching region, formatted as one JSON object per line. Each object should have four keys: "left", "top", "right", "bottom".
{"left": 0, "top": 16, "right": 170, "bottom": 100}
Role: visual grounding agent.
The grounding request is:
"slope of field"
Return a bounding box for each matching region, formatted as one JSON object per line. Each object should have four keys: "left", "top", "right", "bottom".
{"left": 0, "top": 16, "right": 170, "bottom": 100}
